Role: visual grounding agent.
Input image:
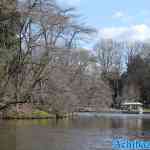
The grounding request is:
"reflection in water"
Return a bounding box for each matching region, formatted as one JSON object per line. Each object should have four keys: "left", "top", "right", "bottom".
{"left": 0, "top": 113, "right": 150, "bottom": 150}
{"left": 0, "top": 120, "right": 16, "bottom": 150}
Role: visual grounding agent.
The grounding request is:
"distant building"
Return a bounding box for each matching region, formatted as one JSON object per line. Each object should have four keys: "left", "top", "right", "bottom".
{"left": 121, "top": 102, "right": 143, "bottom": 114}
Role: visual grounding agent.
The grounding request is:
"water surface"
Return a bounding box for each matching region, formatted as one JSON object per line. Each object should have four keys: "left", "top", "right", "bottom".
{"left": 0, "top": 113, "right": 150, "bottom": 150}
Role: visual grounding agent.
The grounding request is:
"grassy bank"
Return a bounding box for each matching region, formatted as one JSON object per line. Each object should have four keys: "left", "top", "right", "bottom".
{"left": 1, "top": 110, "right": 76, "bottom": 120}
{"left": 3, "top": 110, "right": 54, "bottom": 119}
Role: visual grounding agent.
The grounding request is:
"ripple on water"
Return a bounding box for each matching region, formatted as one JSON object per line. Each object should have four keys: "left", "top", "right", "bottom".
{"left": 0, "top": 113, "right": 150, "bottom": 150}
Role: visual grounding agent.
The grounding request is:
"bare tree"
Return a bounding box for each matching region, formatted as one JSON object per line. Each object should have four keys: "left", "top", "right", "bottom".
{"left": 94, "top": 39, "right": 123, "bottom": 75}
{"left": 0, "top": 0, "right": 96, "bottom": 113}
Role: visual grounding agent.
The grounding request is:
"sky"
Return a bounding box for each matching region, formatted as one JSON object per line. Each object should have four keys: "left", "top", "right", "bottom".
{"left": 57, "top": 0, "right": 150, "bottom": 43}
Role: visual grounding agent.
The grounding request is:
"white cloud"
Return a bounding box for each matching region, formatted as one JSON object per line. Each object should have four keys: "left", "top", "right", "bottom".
{"left": 99, "top": 24, "right": 150, "bottom": 42}
{"left": 112, "top": 11, "right": 133, "bottom": 24}
{"left": 112, "top": 11, "right": 125, "bottom": 19}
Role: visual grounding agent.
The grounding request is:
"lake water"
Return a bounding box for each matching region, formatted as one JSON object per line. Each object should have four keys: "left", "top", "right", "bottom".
{"left": 0, "top": 113, "right": 150, "bottom": 150}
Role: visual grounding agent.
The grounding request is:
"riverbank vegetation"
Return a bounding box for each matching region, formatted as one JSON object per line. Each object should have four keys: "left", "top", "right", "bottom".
{"left": 0, "top": 0, "right": 150, "bottom": 119}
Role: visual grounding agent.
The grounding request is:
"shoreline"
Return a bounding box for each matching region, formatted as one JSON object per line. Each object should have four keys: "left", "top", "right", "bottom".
{"left": 0, "top": 112, "right": 77, "bottom": 120}
{"left": 1, "top": 111, "right": 150, "bottom": 120}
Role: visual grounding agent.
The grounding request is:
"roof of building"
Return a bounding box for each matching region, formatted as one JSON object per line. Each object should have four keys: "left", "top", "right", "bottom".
{"left": 122, "top": 102, "right": 143, "bottom": 106}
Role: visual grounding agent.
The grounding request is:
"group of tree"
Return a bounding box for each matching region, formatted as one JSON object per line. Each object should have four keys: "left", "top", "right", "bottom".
{"left": 1, "top": 0, "right": 150, "bottom": 113}
{"left": 95, "top": 39, "right": 150, "bottom": 108}
{"left": 0, "top": 0, "right": 113, "bottom": 114}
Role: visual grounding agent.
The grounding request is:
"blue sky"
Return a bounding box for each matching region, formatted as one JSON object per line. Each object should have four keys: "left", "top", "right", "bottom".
{"left": 78, "top": 0, "right": 150, "bottom": 27}
{"left": 58, "top": 0, "right": 150, "bottom": 42}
